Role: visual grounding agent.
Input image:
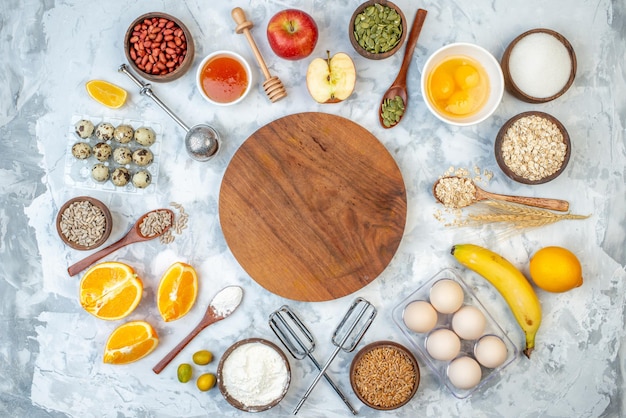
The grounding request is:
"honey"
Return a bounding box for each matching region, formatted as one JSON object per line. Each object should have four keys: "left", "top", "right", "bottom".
{"left": 427, "top": 56, "right": 489, "bottom": 118}
{"left": 199, "top": 55, "right": 248, "bottom": 104}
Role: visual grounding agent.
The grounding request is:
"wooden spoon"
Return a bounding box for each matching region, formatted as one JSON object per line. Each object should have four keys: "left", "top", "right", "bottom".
{"left": 67, "top": 209, "right": 174, "bottom": 276}
{"left": 378, "top": 8, "right": 428, "bottom": 128}
{"left": 433, "top": 176, "right": 570, "bottom": 212}
{"left": 153, "top": 285, "right": 244, "bottom": 374}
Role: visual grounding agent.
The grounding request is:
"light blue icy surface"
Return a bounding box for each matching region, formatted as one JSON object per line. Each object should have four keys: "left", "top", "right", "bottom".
{"left": 1, "top": 0, "right": 625, "bottom": 417}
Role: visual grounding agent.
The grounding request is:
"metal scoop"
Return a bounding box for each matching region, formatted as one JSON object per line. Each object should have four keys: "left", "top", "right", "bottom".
{"left": 269, "top": 306, "right": 357, "bottom": 415}
{"left": 293, "top": 297, "right": 376, "bottom": 415}
{"left": 118, "top": 64, "right": 220, "bottom": 162}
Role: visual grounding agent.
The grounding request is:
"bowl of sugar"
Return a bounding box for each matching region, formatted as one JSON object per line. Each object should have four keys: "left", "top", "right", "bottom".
{"left": 501, "top": 28, "right": 576, "bottom": 103}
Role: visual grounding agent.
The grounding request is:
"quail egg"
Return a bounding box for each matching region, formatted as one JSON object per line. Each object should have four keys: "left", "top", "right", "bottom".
{"left": 132, "top": 170, "right": 151, "bottom": 188}
{"left": 132, "top": 148, "right": 153, "bottom": 166}
{"left": 95, "top": 122, "right": 115, "bottom": 141}
{"left": 113, "top": 147, "right": 132, "bottom": 165}
{"left": 74, "top": 119, "right": 95, "bottom": 139}
{"left": 71, "top": 142, "right": 92, "bottom": 160}
{"left": 134, "top": 126, "right": 156, "bottom": 146}
{"left": 93, "top": 142, "right": 112, "bottom": 162}
{"left": 111, "top": 167, "right": 131, "bottom": 187}
{"left": 114, "top": 124, "right": 134, "bottom": 144}
{"left": 91, "top": 163, "right": 110, "bottom": 182}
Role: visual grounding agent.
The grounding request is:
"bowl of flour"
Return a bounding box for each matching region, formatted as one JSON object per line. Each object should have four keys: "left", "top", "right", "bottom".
{"left": 217, "top": 338, "right": 291, "bottom": 412}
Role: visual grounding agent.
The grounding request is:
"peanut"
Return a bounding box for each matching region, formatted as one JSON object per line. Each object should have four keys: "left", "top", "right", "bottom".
{"left": 128, "top": 16, "right": 188, "bottom": 75}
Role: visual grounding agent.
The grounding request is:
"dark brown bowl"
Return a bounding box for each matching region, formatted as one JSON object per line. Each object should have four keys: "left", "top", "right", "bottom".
{"left": 217, "top": 338, "right": 291, "bottom": 412}
{"left": 495, "top": 111, "right": 571, "bottom": 185}
{"left": 56, "top": 196, "right": 112, "bottom": 250}
{"left": 350, "top": 340, "right": 420, "bottom": 410}
{"left": 501, "top": 28, "right": 576, "bottom": 103}
{"left": 349, "top": 0, "right": 407, "bottom": 60}
{"left": 124, "top": 12, "right": 195, "bottom": 82}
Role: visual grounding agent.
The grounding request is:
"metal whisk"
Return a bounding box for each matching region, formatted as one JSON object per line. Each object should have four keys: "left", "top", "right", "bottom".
{"left": 269, "top": 306, "right": 357, "bottom": 415}
{"left": 293, "top": 297, "right": 377, "bottom": 415}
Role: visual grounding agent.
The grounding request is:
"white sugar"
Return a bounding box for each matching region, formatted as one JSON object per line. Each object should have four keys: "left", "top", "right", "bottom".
{"left": 508, "top": 32, "right": 572, "bottom": 98}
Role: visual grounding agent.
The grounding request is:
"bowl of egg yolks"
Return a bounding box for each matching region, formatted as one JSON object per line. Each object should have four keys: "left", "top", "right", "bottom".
{"left": 421, "top": 43, "right": 504, "bottom": 126}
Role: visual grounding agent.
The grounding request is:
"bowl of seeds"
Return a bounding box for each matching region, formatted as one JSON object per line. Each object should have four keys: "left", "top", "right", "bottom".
{"left": 350, "top": 340, "right": 420, "bottom": 410}
{"left": 349, "top": 0, "right": 407, "bottom": 60}
{"left": 56, "top": 196, "right": 112, "bottom": 250}
{"left": 495, "top": 111, "right": 571, "bottom": 184}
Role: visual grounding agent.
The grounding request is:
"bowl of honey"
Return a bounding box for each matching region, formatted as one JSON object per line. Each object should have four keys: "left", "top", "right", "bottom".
{"left": 196, "top": 50, "right": 252, "bottom": 106}
{"left": 421, "top": 43, "right": 504, "bottom": 126}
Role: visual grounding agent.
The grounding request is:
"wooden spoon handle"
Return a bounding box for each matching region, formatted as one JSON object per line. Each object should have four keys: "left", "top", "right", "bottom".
{"left": 484, "top": 192, "right": 570, "bottom": 212}
{"left": 232, "top": 7, "right": 272, "bottom": 81}
{"left": 153, "top": 317, "right": 218, "bottom": 374}
{"left": 394, "top": 9, "right": 428, "bottom": 83}
{"left": 67, "top": 232, "right": 139, "bottom": 276}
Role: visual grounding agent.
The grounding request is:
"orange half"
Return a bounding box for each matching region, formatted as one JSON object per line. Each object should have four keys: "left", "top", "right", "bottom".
{"left": 79, "top": 261, "right": 143, "bottom": 320}
{"left": 157, "top": 262, "right": 198, "bottom": 322}
{"left": 103, "top": 320, "right": 159, "bottom": 364}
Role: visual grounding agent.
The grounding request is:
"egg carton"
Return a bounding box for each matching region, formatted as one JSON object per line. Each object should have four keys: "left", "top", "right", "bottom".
{"left": 64, "top": 115, "right": 162, "bottom": 194}
{"left": 391, "top": 268, "right": 519, "bottom": 399}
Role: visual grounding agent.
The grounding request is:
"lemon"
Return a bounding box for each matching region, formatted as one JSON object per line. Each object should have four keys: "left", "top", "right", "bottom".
{"left": 86, "top": 80, "right": 127, "bottom": 109}
{"left": 529, "top": 246, "right": 583, "bottom": 293}
{"left": 196, "top": 373, "right": 216, "bottom": 391}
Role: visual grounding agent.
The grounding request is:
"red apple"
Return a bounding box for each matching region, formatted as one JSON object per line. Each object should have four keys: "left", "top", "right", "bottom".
{"left": 266, "top": 9, "right": 318, "bottom": 60}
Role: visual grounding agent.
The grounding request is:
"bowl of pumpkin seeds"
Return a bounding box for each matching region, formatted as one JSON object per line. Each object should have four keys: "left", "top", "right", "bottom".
{"left": 349, "top": 0, "right": 407, "bottom": 60}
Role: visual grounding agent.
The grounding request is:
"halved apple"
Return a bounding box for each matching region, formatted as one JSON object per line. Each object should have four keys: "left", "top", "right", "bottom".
{"left": 306, "top": 51, "right": 356, "bottom": 104}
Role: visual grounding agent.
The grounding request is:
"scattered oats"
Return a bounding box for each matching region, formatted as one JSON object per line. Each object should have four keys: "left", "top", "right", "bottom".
{"left": 159, "top": 202, "right": 189, "bottom": 244}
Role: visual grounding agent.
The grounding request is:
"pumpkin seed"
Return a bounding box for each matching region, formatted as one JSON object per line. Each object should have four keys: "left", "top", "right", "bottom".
{"left": 353, "top": 4, "right": 403, "bottom": 54}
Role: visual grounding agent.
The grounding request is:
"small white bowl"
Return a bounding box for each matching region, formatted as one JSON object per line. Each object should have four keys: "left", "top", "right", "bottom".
{"left": 196, "top": 50, "right": 252, "bottom": 106}
{"left": 421, "top": 43, "right": 504, "bottom": 126}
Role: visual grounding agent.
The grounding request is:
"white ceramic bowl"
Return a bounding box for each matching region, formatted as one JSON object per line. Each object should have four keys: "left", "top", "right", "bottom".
{"left": 196, "top": 50, "right": 252, "bottom": 106}
{"left": 421, "top": 43, "right": 504, "bottom": 126}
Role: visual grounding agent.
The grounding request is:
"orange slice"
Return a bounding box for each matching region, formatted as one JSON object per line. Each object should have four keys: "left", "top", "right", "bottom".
{"left": 85, "top": 80, "right": 128, "bottom": 109}
{"left": 157, "top": 262, "right": 198, "bottom": 322}
{"left": 79, "top": 261, "right": 143, "bottom": 320}
{"left": 103, "top": 320, "right": 159, "bottom": 364}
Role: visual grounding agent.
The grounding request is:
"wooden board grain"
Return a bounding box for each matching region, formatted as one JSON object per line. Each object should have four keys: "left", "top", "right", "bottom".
{"left": 219, "top": 112, "right": 407, "bottom": 302}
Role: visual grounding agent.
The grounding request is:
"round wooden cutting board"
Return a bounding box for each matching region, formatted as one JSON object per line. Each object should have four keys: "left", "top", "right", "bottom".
{"left": 219, "top": 112, "right": 407, "bottom": 302}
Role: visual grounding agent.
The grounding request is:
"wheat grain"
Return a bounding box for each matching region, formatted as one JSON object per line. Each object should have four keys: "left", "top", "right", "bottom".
{"left": 465, "top": 200, "right": 589, "bottom": 229}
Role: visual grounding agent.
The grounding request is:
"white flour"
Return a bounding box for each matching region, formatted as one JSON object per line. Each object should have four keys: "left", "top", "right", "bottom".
{"left": 222, "top": 342, "right": 289, "bottom": 407}
{"left": 211, "top": 286, "right": 243, "bottom": 317}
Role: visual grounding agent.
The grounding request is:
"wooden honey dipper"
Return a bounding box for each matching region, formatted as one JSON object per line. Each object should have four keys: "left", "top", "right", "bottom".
{"left": 232, "top": 7, "right": 287, "bottom": 103}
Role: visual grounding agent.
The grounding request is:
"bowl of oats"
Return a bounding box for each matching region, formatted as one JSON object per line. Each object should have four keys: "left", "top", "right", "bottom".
{"left": 56, "top": 196, "right": 113, "bottom": 250}
{"left": 494, "top": 111, "right": 571, "bottom": 184}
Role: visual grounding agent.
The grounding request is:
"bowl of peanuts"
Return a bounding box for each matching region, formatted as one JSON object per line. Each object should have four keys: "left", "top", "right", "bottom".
{"left": 494, "top": 111, "right": 571, "bottom": 184}
{"left": 56, "top": 196, "right": 113, "bottom": 250}
{"left": 124, "top": 12, "right": 195, "bottom": 82}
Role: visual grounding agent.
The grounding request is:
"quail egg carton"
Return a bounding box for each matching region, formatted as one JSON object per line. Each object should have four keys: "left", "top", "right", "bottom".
{"left": 64, "top": 115, "right": 162, "bottom": 194}
{"left": 391, "top": 268, "right": 519, "bottom": 399}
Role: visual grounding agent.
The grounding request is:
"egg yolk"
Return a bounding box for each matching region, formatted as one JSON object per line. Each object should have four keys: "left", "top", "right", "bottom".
{"left": 427, "top": 56, "right": 489, "bottom": 118}
{"left": 430, "top": 71, "right": 455, "bottom": 100}
{"left": 454, "top": 64, "right": 480, "bottom": 90}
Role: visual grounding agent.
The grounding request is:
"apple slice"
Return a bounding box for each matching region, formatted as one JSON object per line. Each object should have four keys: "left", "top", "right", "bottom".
{"left": 306, "top": 51, "right": 356, "bottom": 104}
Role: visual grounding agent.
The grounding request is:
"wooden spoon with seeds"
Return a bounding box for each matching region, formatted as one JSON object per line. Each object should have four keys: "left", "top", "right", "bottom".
{"left": 378, "top": 8, "right": 428, "bottom": 128}
{"left": 433, "top": 176, "right": 570, "bottom": 211}
{"left": 67, "top": 209, "right": 174, "bottom": 276}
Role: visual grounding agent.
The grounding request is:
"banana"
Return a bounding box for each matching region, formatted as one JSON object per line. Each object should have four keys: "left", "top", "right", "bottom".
{"left": 451, "top": 243, "right": 541, "bottom": 358}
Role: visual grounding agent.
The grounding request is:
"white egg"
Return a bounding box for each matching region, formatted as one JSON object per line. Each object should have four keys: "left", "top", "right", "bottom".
{"left": 474, "top": 335, "right": 508, "bottom": 368}
{"left": 403, "top": 300, "right": 438, "bottom": 333}
{"left": 447, "top": 356, "right": 482, "bottom": 390}
{"left": 429, "top": 279, "right": 464, "bottom": 314}
{"left": 426, "top": 328, "right": 461, "bottom": 361}
{"left": 451, "top": 305, "right": 486, "bottom": 340}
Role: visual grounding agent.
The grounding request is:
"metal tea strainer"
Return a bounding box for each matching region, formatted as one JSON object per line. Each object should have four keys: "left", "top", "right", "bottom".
{"left": 292, "top": 297, "right": 377, "bottom": 414}
{"left": 118, "top": 64, "right": 220, "bottom": 162}
{"left": 269, "top": 305, "right": 357, "bottom": 415}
